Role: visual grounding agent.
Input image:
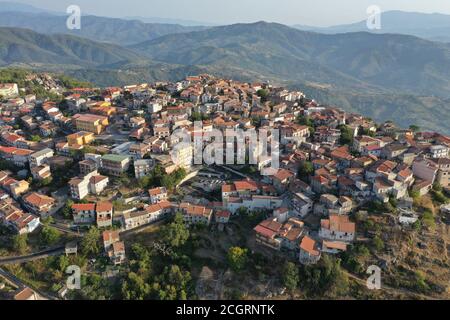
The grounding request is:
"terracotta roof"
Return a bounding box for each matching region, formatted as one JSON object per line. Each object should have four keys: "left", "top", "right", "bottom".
{"left": 24, "top": 193, "right": 54, "bottom": 208}
{"left": 300, "top": 236, "right": 320, "bottom": 256}
{"left": 72, "top": 203, "right": 96, "bottom": 212}
{"left": 96, "top": 201, "right": 113, "bottom": 212}
{"left": 102, "top": 230, "right": 120, "bottom": 243}
{"left": 14, "top": 287, "right": 36, "bottom": 300}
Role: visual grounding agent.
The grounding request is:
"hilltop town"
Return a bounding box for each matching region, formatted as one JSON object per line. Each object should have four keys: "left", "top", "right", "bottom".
{"left": 0, "top": 72, "right": 449, "bottom": 300}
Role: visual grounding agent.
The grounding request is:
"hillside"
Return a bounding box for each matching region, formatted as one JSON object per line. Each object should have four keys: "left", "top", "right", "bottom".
{"left": 131, "top": 21, "right": 450, "bottom": 98}
{"left": 295, "top": 11, "right": 450, "bottom": 43}
{"left": 0, "top": 27, "right": 145, "bottom": 67}
{"left": 0, "top": 12, "right": 207, "bottom": 46}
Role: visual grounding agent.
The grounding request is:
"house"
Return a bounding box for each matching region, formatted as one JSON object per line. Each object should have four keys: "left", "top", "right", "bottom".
{"left": 72, "top": 203, "right": 96, "bottom": 225}
{"left": 0, "top": 83, "right": 19, "bottom": 98}
{"left": 225, "top": 195, "right": 283, "bottom": 214}
{"left": 13, "top": 287, "right": 40, "bottom": 300}
{"left": 215, "top": 210, "right": 231, "bottom": 224}
{"left": 30, "top": 165, "right": 51, "bottom": 181}
{"left": 122, "top": 201, "right": 172, "bottom": 230}
{"left": 179, "top": 202, "right": 213, "bottom": 226}
{"left": 254, "top": 219, "right": 283, "bottom": 250}
{"left": 272, "top": 169, "right": 295, "bottom": 192}
{"left": 273, "top": 207, "right": 289, "bottom": 223}
{"left": 9, "top": 180, "right": 30, "bottom": 199}
{"left": 148, "top": 187, "right": 168, "bottom": 204}
{"left": 319, "top": 215, "right": 356, "bottom": 242}
{"left": 22, "top": 192, "right": 55, "bottom": 217}
{"left": 67, "top": 131, "right": 95, "bottom": 147}
{"left": 434, "top": 157, "right": 450, "bottom": 188}
{"left": 412, "top": 158, "right": 438, "bottom": 184}
{"left": 321, "top": 240, "right": 348, "bottom": 254}
{"left": 68, "top": 171, "right": 109, "bottom": 200}
{"left": 134, "top": 159, "right": 153, "bottom": 178}
{"left": 291, "top": 192, "right": 313, "bottom": 218}
{"left": 89, "top": 175, "right": 109, "bottom": 195}
{"left": 102, "top": 230, "right": 126, "bottom": 265}
{"left": 299, "top": 236, "right": 321, "bottom": 265}
{"left": 79, "top": 159, "right": 98, "bottom": 175}
{"left": 0, "top": 202, "right": 40, "bottom": 235}
{"left": 429, "top": 145, "right": 449, "bottom": 159}
{"left": 101, "top": 154, "right": 131, "bottom": 176}
{"left": 30, "top": 148, "right": 54, "bottom": 168}
{"left": 128, "top": 143, "right": 150, "bottom": 160}
{"left": 96, "top": 201, "right": 113, "bottom": 228}
{"left": 73, "top": 113, "right": 109, "bottom": 134}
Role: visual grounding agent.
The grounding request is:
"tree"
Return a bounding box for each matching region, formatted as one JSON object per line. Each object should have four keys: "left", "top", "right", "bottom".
{"left": 62, "top": 200, "right": 74, "bottom": 219}
{"left": 160, "top": 213, "right": 190, "bottom": 248}
{"left": 409, "top": 125, "right": 420, "bottom": 133}
{"left": 339, "top": 125, "right": 354, "bottom": 145}
{"left": 130, "top": 243, "right": 152, "bottom": 274}
{"left": 282, "top": 262, "right": 299, "bottom": 292}
{"left": 256, "top": 89, "right": 269, "bottom": 102}
{"left": 12, "top": 234, "right": 28, "bottom": 254}
{"left": 121, "top": 272, "right": 150, "bottom": 300}
{"left": 40, "top": 226, "right": 61, "bottom": 246}
{"left": 301, "top": 255, "right": 349, "bottom": 297}
{"left": 154, "top": 265, "right": 192, "bottom": 300}
{"left": 372, "top": 236, "right": 385, "bottom": 252}
{"left": 30, "top": 135, "right": 42, "bottom": 142}
{"left": 298, "top": 161, "right": 314, "bottom": 182}
{"left": 421, "top": 210, "right": 435, "bottom": 230}
{"left": 81, "top": 226, "right": 101, "bottom": 256}
{"left": 227, "top": 247, "right": 248, "bottom": 272}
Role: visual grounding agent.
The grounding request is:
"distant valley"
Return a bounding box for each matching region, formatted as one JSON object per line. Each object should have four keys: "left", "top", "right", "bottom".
{"left": 0, "top": 7, "right": 449, "bottom": 134}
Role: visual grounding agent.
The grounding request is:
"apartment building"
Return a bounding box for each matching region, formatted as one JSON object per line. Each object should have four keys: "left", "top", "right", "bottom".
{"left": 73, "top": 114, "right": 109, "bottom": 134}
{"left": 134, "top": 159, "right": 153, "bottom": 178}
{"left": 101, "top": 154, "right": 130, "bottom": 176}
{"left": 29, "top": 148, "right": 54, "bottom": 168}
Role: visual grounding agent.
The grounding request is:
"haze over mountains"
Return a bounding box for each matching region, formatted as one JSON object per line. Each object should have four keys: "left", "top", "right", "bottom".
{"left": 295, "top": 11, "right": 450, "bottom": 43}
{"left": 0, "top": 3, "right": 449, "bottom": 133}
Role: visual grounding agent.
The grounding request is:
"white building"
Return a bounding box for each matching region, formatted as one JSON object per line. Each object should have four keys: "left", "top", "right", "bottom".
{"left": 319, "top": 215, "right": 356, "bottom": 242}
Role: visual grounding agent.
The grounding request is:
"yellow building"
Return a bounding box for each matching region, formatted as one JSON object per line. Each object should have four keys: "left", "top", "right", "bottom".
{"left": 67, "top": 131, "right": 95, "bottom": 146}
{"left": 73, "top": 114, "right": 109, "bottom": 135}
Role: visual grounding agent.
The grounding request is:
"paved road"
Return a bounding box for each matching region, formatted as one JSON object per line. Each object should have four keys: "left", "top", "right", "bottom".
{"left": 0, "top": 246, "right": 65, "bottom": 265}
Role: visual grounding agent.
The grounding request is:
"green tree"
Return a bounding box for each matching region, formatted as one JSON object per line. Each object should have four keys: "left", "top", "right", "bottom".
{"left": 130, "top": 243, "right": 152, "bottom": 274}
{"left": 339, "top": 125, "right": 354, "bottom": 145}
{"left": 160, "top": 213, "right": 190, "bottom": 248}
{"left": 30, "top": 135, "right": 42, "bottom": 142}
{"left": 421, "top": 210, "right": 436, "bottom": 229}
{"left": 256, "top": 89, "right": 269, "bottom": 102}
{"left": 12, "top": 234, "right": 28, "bottom": 254}
{"left": 282, "top": 262, "right": 299, "bottom": 292}
{"left": 409, "top": 125, "right": 420, "bottom": 133}
{"left": 227, "top": 247, "right": 248, "bottom": 272}
{"left": 81, "top": 226, "right": 101, "bottom": 256}
{"left": 40, "top": 226, "right": 61, "bottom": 246}
{"left": 298, "top": 161, "right": 314, "bottom": 182}
{"left": 372, "top": 236, "right": 385, "bottom": 252}
{"left": 155, "top": 265, "right": 191, "bottom": 300}
{"left": 61, "top": 200, "right": 74, "bottom": 219}
{"left": 121, "top": 272, "right": 150, "bottom": 300}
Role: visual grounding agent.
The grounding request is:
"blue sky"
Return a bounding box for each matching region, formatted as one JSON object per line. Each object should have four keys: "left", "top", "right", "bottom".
{"left": 11, "top": 0, "right": 450, "bottom": 26}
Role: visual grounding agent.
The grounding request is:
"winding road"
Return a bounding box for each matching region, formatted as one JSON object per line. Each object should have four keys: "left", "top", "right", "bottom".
{"left": 0, "top": 246, "right": 65, "bottom": 265}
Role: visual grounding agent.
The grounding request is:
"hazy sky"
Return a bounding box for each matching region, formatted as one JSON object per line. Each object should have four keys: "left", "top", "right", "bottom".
{"left": 12, "top": 0, "right": 450, "bottom": 26}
